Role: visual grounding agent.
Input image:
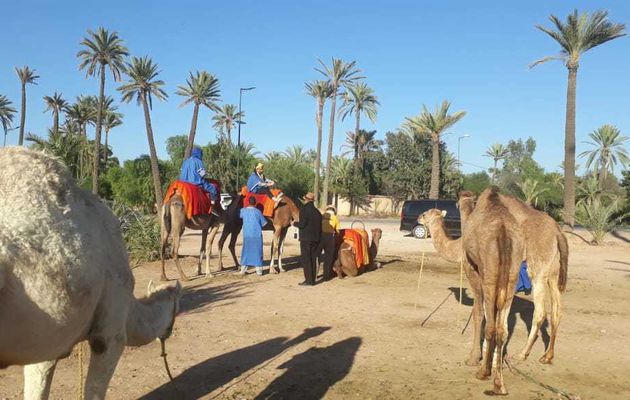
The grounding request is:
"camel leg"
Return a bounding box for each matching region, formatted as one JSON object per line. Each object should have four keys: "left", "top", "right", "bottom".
{"left": 228, "top": 229, "right": 240, "bottom": 269}
{"left": 465, "top": 264, "right": 483, "bottom": 366}
{"left": 84, "top": 335, "right": 125, "bottom": 399}
{"left": 160, "top": 222, "right": 170, "bottom": 282}
{"left": 342, "top": 258, "right": 359, "bottom": 277}
{"left": 476, "top": 286, "right": 496, "bottom": 381}
{"left": 278, "top": 228, "right": 288, "bottom": 272}
{"left": 198, "top": 229, "right": 208, "bottom": 277}
{"left": 514, "top": 277, "right": 547, "bottom": 361}
{"left": 205, "top": 225, "right": 220, "bottom": 276}
{"left": 171, "top": 231, "right": 189, "bottom": 282}
{"left": 332, "top": 258, "right": 344, "bottom": 279}
{"left": 492, "top": 296, "right": 514, "bottom": 396}
{"left": 269, "top": 229, "right": 280, "bottom": 274}
{"left": 539, "top": 277, "right": 561, "bottom": 364}
{"left": 24, "top": 360, "right": 58, "bottom": 400}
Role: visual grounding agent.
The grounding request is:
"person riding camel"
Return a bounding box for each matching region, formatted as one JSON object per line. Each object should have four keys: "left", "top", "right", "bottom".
{"left": 247, "top": 162, "right": 283, "bottom": 206}
{"left": 180, "top": 147, "right": 221, "bottom": 216}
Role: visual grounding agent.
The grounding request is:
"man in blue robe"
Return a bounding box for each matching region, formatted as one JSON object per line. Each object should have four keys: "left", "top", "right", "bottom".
{"left": 180, "top": 147, "right": 220, "bottom": 216}
{"left": 247, "top": 162, "right": 283, "bottom": 205}
{"left": 239, "top": 196, "right": 268, "bottom": 275}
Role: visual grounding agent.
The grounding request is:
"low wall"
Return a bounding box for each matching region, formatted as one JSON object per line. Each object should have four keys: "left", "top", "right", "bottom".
{"left": 335, "top": 196, "right": 402, "bottom": 217}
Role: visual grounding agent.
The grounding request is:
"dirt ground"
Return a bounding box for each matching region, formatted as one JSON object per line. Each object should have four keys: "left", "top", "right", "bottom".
{"left": 1, "top": 218, "right": 630, "bottom": 399}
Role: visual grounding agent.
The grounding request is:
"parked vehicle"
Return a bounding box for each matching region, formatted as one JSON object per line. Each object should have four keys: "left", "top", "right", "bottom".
{"left": 400, "top": 199, "right": 461, "bottom": 239}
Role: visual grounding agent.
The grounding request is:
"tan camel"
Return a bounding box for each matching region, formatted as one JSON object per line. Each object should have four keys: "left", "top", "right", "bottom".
{"left": 161, "top": 193, "right": 223, "bottom": 281}
{"left": 333, "top": 228, "right": 383, "bottom": 278}
{"left": 462, "top": 187, "right": 525, "bottom": 395}
{"left": 0, "top": 147, "right": 182, "bottom": 400}
{"left": 458, "top": 191, "right": 568, "bottom": 364}
{"left": 418, "top": 209, "right": 462, "bottom": 263}
{"left": 217, "top": 195, "right": 300, "bottom": 273}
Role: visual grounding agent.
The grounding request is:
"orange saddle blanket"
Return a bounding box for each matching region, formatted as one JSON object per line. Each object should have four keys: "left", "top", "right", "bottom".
{"left": 164, "top": 180, "right": 219, "bottom": 219}
{"left": 338, "top": 228, "right": 370, "bottom": 269}
{"left": 240, "top": 187, "right": 282, "bottom": 217}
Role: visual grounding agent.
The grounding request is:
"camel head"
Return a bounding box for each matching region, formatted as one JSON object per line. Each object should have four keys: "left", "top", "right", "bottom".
{"left": 147, "top": 280, "right": 183, "bottom": 315}
{"left": 370, "top": 228, "right": 383, "bottom": 243}
{"left": 418, "top": 209, "right": 447, "bottom": 226}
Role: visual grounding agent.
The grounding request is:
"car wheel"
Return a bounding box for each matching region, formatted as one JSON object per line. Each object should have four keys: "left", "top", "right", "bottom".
{"left": 412, "top": 224, "right": 428, "bottom": 239}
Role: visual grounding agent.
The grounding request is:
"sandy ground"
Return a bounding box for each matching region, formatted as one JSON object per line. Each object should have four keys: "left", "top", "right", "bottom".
{"left": 1, "top": 218, "right": 630, "bottom": 399}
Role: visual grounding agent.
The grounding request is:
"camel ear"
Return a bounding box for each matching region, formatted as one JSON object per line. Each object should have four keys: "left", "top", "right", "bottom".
{"left": 147, "top": 280, "right": 156, "bottom": 296}
{"left": 441, "top": 210, "right": 447, "bottom": 217}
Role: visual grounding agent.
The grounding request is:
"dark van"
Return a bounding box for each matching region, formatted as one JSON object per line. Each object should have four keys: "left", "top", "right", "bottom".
{"left": 400, "top": 199, "right": 461, "bottom": 239}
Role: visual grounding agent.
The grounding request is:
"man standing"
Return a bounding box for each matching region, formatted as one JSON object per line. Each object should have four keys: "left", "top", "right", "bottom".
{"left": 239, "top": 196, "right": 268, "bottom": 276}
{"left": 319, "top": 205, "right": 340, "bottom": 281}
{"left": 295, "top": 192, "right": 322, "bottom": 286}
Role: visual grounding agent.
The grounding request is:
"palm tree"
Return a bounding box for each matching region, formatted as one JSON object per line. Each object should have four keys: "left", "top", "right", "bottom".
{"left": 342, "top": 129, "right": 381, "bottom": 171}
{"left": 77, "top": 27, "right": 129, "bottom": 194}
{"left": 65, "top": 97, "right": 94, "bottom": 137}
{"left": 212, "top": 104, "right": 242, "bottom": 143}
{"left": 43, "top": 92, "right": 67, "bottom": 136}
{"left": 531, "top": 10, "right": 625, "bottom": 227}
{"left": 579, "top": 124, "right": 629, "bottom": 185}
{"left": 405, "top": 100, "right": 466, "bottom": 199}
{"left": 305, "top": 80, "right": 332, "bottom": 206}
{"left": 118, "top": 56, "right": 168, "bottom": 211}
{"left": 15, "top": 66, "right": 40, "bottom": 146}
{"left": 264, "top": 151, "right": 283, "bottom": 163}
{"left": 484, "top": 143, "right": 509, "bottom": 184}
{"left": 0, "top": 95, "right": 17, "bottom": 146}
{"left": 103, "top": 110, "right": 123, "bottom": 166}
{"left": 176, "top": 70, "right": 221, "bottom": 159}
{"left": 339, "top": 82, "right": 379, "bottom": 165}
{"left": 284, "top": 145, "right": 309, "bottom": 165}
{"left": 517, "top": 178, "right": 549, "bottom": 207}
{"left": 316, "top": 58, "right": 363, "bottom": 207}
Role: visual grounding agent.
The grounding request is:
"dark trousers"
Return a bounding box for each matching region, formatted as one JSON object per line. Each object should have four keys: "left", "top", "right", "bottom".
{"left": 318, "top": 232, "right": 336, "bottom": 280}
{"left": 300, "top": 241, "right": 319, "bottom": 285}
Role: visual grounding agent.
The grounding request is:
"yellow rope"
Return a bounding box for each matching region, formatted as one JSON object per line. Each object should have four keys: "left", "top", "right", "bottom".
{"left": 414, "top": 251, "right": 425, "bottom": 310}
{"left": 459, "top": 258, "right": 464, "bottom": 305}
{"left": 77, "top": 342, "right": 85, "bottom": 400}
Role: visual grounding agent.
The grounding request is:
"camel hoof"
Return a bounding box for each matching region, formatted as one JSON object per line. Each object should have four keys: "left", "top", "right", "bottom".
{"left": 538, "top": 355, "right": 553, "bottom": 364}
{"left": 511, "top": 353, "right": 527, "bottom": 362}
{"left": 464, "top": 357, "right": 480, "bottom": 367}
{"left": 483, "top": 389, "right": 508, "bottom": 396}
{"left": 269, "top": 267, "right": 278, "bottom": 274}
{"left": 180, "top": 275, "right": 190, "bottom": 282}
{"left": 205, "top": 273, "right": 213, "bottom": 279}
{"left": 475, "top": 370, "right": 490, "bottom": 381}
{"left": 279, "top": 267, "right": 287, "bottom": 273}
{"left": 160, "top": 275, "right": 168, "bottom": 282}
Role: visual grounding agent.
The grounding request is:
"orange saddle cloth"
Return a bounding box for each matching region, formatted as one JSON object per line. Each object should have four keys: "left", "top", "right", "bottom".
{"left": 164, "top": 180, "right": 217, "bottom": 219}
{"left": 240, "top": 186, "right": 282, "bottom": 217}
{"left": 338, "top": 228, "right": 370, "bottom": 269}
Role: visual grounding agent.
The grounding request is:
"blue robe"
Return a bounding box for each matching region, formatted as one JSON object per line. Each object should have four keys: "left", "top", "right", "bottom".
{"left": 180, "top": 148, "right": 218, "bottom": 200}
{"left": 516, "top": 261, "right": 532, "bottom": 293}
{"left": 240, "top": 206, "right": 268, "bottom": 266}
{"left": 247, "top": 172, "right": 270, "bottom": 193}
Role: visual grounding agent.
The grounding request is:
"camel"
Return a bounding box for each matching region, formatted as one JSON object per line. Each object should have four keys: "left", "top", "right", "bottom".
{"left": 161, "top": 193, "right": 223, "bottom": 281}
{"left": 217, "top": 194, "right": 300, "bottom": 273}
{"left": 0, "top": 147, "right": 182, "bottom": 400}
{"left": 462, "top": 187, "right": 525, "bottom": 395}
{"left": 333, "top": 228, "right": 383, "bottom": 278}
{"left": 418, "top": 209, "right": 462, "bottom": 263}
{"left": 458, "top": 190, "right": 568, "bottom": 364}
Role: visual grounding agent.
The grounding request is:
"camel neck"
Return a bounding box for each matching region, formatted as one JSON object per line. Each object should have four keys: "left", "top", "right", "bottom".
{"left": 427, "top": 218, "right": 462, "bottom": 263}
{"left": 126, "top": 291, "right": 176, "bottom": 346}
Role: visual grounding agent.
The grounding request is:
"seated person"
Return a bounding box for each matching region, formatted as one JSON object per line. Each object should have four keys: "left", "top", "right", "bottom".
{"left": 247, "top": 162, "right": 283, "bottom": 204}
{"left": 180, "top": 147, "right": 221, "bottom": 216}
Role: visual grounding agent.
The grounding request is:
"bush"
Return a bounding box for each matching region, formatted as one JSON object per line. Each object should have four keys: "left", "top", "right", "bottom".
{"left": 110, "top": 201, "right": 162, "bottom": 264}
{"left": 575, "top": 198, "right": 627, "bottom": 245}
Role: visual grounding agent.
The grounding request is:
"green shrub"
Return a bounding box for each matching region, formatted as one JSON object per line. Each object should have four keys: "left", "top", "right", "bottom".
{"left": 575, "top": 198, "right": 626, "bottom": 245}
{"left": 109, "top": 201, "right": 162, "bottom": 264}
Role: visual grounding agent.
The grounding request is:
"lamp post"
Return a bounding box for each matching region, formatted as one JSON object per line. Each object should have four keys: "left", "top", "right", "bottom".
{"left": 236, "top": 86, "right": 255, "bottom": 190}
{"left": 457, "top": 134, "right": 470, "bottom": 175}
{"left": 3, "top": 126, "right": 20, "bottom": 147}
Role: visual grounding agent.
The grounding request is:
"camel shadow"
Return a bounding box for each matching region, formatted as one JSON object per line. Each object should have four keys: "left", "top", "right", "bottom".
{"left": 448, "top": 287, "right": 549, "bottom": 350}
{"left": 181, "top": 281, "right": 254, "bottom": 314}
{"left": 138, "top": 327, "right": 332, "bottom": 400}
{"left": 254, "top": 337, "right": 362, "bottom": 400}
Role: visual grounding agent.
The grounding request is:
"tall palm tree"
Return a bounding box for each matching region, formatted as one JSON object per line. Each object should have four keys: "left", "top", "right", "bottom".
{"left": 316, "top": 58, "right": 363, "bottom": 207}
{"left": 405, "top": 100, "right": 466, "bottom": 199}
{"left": 484, "top": 143, "right": 509, "bottom": 184}
{"left": 579, "top": 124, "right": 629, "bottom": 185}
{"left": 532, "top": 9, "right": 625, "bottom": 227}
{"left": 176, "top": 70, "right": 221, "bottom": 159}
{"left": 103, "top": 110, "right": 123, "bottom": 166}
{"left": 284, "top": 144, "right": 309, "bottom": 165}
{"left": 15, "top": 66, "right": 40, "bottom": 146}
{"left": 212, "top": 104, "right": 242, "bottom": 143}
{"left": 65, "top": 97, "right": 94, "bottom": 137}
{"left": 264, "top": 151, "right": 283, "bottom": 163}
{"left": 0, "top": 95, "right": 17, "bottom": 146}
{"left": 43, "top": 92, "right": 67, "bottom": 136}
{"left": 305, "top": 80, "right": 332, "bottom": 206}
{"left": 118, "top": 56, "right": 168, "bottom": 211}
{"left": 339, "top": 82, "right": 379, "bottom": 165}
{"left": 342, "top": 129, "right": 381, "bottom": 171}
{"left": 77, "top": 27, "right": 129, "bottom": 194}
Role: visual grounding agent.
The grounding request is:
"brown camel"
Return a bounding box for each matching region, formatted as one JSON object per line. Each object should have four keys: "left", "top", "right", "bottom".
{"left": 333, "top": 228, "right": 383, "bottom": 278}
{"left": 217, "top": 195, "right": 300, "bottom": 273}
{"left": 458, "top": 190, "right": 568, "bottom": 364}
{"left": 160, "top": 193, "right": 223, "bottom": 281}
{"left": 462, "top": 187, "right": 525, "bottom": 395}
{"left": 418, "top": 209, "right": 462, "bottom": 263}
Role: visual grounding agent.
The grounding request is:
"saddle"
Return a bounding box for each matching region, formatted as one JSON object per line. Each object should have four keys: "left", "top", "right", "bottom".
{"left": 338, "top": 228, "right": 370, "bottom": 269}
{"left": 240, "top": 187, "right": 282, "bottom": 217}
{"left": 164, "top": 180, "right": 219, "bottom": 219}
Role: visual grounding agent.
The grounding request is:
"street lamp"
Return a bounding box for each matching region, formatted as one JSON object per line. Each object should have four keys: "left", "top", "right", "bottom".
{"left": 3, "top": 126, "right": 20, "bottom": 147}
{"left": 236, "top": 86, "right": 256, "bottom": 190}
{"left": 457, "top": 134, "right": 470, "bottom": 174}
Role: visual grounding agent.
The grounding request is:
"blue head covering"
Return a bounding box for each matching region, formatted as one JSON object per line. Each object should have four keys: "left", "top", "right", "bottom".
{"left": 192, "top": 147, "right": 203, "bottom": 159}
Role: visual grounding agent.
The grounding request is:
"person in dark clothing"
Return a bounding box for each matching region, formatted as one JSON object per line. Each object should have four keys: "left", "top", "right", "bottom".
{"left": 294, "top": 192, "right": 322, "bottom": 286}
{"left": 318, "top": 205, "right": 339, "bottom": 281}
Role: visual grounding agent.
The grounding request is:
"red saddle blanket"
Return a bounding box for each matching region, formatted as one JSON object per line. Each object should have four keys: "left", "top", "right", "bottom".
{"left": 163, "top": 180, "right": 220, "bottom": 219}
{"left": 338, "top": 229, "right": 370, "bottom": 269}
{"left": 240, "top": 186, "right": 282, "bottom": 217}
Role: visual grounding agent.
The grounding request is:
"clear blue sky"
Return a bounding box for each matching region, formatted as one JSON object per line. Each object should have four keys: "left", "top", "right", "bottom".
{"left": 2, "top": 0, "right": 629, "bottom": 175}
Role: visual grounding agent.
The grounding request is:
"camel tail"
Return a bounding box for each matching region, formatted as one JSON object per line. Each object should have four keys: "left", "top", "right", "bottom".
{"left": 557, "top": 231, "right": 569, "bottom": 292}
{"left": 162, "top": 202, "right": 172, "bottom": 237}
{"left": 495, "top": 225, "right": 513, "bottom": 309}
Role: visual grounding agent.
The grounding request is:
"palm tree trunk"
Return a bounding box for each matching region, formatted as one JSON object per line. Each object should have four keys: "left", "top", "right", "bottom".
{"left": 429, "top": 134, "right": 441, "bottom": 199}
{"left": 314, "top": 98, "right": 324, "bottom": 206}
{"left": 322, "top": 91, "right": 337, "bottom": 208}
{"left": 142, "top": 93, "right": 164, "bottom": 212}
{"left": 18, "top": 83, "right": 26, "bottom": 146}
{"left": 227, "top": 126, "right": 231, "bottom": 143}
{"left": 492, "top": 159, "right": 498, "bottom": 184}
{"left": 104, "top": 129, "right": 109, "bottom": 167}
{"left": 53, "top": 109, "right": 59, "bottom": 137}
{"left": 355, "top": 111, "right": 360, "bottom": 164}
{"left": 91, "top": 63, "right": 106, "bottom": 195}
{"left": 563, "top": 66, "right": 577, "bottom": 228}
{"left": 184, "top": 103, "right": 200, "bottom": 159}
